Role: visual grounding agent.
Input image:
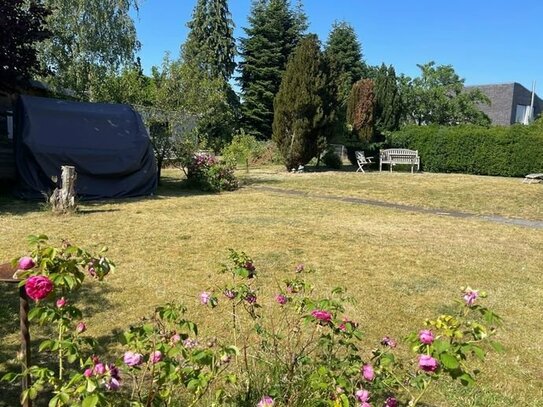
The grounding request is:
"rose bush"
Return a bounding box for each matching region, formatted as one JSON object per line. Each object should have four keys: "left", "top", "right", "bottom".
{"left": 3, "top": 239, "right": 503, "bottom": 407}
{"left": 186, "top": 152, "right": 239, "bottom": 192}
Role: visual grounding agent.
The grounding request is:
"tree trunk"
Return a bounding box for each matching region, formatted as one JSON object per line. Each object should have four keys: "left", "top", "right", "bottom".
{"left": 49, "top": 166, "right": 77, "bottom": 213}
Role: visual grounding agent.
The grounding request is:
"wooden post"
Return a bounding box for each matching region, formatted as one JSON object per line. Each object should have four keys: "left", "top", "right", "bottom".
{"left": 0, "top": 264, "right": 31, "bottom": 407}
{"left": 50, "top": 165, "right": 77, "bottom": 213}
{"left": 19, "top": 286, "right": 31, "bottom": 407}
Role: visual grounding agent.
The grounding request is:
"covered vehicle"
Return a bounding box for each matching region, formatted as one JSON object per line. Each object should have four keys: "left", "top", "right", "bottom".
{"left": 14, "top": 95, "right": 157, "bottom": 200}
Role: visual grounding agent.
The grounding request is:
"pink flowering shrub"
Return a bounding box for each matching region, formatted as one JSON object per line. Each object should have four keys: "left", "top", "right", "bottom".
{"left": 197, "top": 250, "right": 503, "bottom": 407}
{"left": 3, "top": 240, "right": 503, "bottom": 407}
{"left": 186, "top": 152, "right": 239, "bottom": 192}
{"left": 2, "top": 235, "right": 115, "bottom": 406}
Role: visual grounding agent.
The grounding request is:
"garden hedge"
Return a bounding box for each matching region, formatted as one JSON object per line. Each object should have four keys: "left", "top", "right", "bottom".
{"left": 388, "top": 122, "right": 543, "bottom": 177}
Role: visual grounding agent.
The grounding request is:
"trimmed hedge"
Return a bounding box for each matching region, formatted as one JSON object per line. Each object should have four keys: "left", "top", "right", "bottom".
{"left": 388, "top": 123, "right": 543, "bottom": 177}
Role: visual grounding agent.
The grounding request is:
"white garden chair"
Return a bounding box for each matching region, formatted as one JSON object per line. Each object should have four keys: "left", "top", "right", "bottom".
{"left": 355, "top": 151, "right": 373, "bottom": 173}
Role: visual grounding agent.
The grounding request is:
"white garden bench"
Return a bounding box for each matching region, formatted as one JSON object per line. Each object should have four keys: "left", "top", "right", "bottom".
{"left": 379, "top": 149, "right": 420, "bottom": 173}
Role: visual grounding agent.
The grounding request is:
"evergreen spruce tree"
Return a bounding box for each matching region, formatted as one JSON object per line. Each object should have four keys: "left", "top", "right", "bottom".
{"left": 374, "top": 64, "right": 402, "bottom": 133}
{"left": 324, "top": 21, "right": 366, "bottom": 141}
{"left": 182, "top": 0, "right": 238, "bottom": 150}
{"left": 238, "top": 0, "right": 307, "bottom": 140}
{"left": 272, "top": 35, "right": 331, "bottom": 170}
{"left": 183, "top": 0, "right": 236, "bottom": 81}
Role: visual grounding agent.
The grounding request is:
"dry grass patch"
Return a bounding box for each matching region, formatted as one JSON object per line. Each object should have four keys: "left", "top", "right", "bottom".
{"left": 240, "top": 166, "right": 543, "bottom": 220}
{"left": 0, "top": 171, "right": 541, "bottom": 406}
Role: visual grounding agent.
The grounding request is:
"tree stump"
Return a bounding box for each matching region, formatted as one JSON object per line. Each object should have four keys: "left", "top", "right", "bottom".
{"left": 49, "top": 165, "right": 77, "bottom": 213}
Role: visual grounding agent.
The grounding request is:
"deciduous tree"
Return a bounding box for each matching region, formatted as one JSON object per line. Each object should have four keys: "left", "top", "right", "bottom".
{"left": 402, "top": 61, "right": 490, "bottom": 126}
{"left": 37, "top": 0, "right": 140, "bottom": 100}
{"left": 0, "top": 0, "right": 50, "bottom": 89}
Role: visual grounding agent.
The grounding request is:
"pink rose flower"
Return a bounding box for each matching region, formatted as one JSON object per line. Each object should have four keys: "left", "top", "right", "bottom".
{"left": 94, "top": 363, "right": 106, "bottom": 375}
{"left": 418, "top": 354, "right": 439, "bottom": 372}
{"left": 56, "top": 297, "right": 67, "bottom": 308}
{"left": 123, "top": 351, "right": 143, "bottom": 366}
{"left": 381, "top": 336, "right": 397, "bottom": 348}
{"left": 76, "top": 322, "right": 86, "bottom": 334}
{"left": 355, "top": 389, "right": 370, "bottom": 402}
{"left": 362, "top": 364, "right": 374, "bottom": 381}
{"left": 83, "top": 368, "right": 93, "bottom": 378}
{"left": 24, "top": 275, "right": 53, "bottom": 301}
{"left": 311, "top": 310, "right": 332, "bottom": 323}
{"left": 200, "top": 291, "right": 211, "bottom": 305}
{"left": 150, "top": 351, "right": 162, "bottom": 364}
{"left": 463, "top": 288, "right": 479, "bottom": 306}
{"left": 224, "top": 289, "right": 236, "bottom": 299}
{"left": 257, "top": 395, "right": 274, "bottom": 406}
{"left": 18, "top": 256, "right": 35, "bottom": 270}
{"left": 275, "top": 294, "right": 287, "bottom": 305}
{"left": 419, "top": 329, "right": 434, "bottom": 345}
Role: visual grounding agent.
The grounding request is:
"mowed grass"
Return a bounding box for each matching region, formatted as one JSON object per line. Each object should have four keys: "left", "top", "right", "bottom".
{"left": 0, "top": 168, "right": 542, "bottom": 406}
{"left": 240, "top": 165, "right": 543, "bottom": 221}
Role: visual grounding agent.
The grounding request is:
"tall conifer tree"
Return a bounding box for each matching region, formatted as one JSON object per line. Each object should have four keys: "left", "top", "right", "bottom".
{"left": 238, "top": 0, "right": 307, "bottom": 139}
{"left": 182, "top": 0, "right": 238, "bottom": 150}
{"left": 374, "top": 64, "right": 402, "bottom": 133}
{"left": 324, "top": 21, "right": 365, "bottom": 140}
{"left": 183, "top": 0, "right": 236, "bottom": 81}
{"left": 272, "top": 35, "right": 331, "bottom": 170}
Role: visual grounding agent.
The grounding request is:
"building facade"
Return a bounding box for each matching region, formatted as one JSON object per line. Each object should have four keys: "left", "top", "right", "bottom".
{"left": 465, "top": 83, "right": 542, "bottom": 126}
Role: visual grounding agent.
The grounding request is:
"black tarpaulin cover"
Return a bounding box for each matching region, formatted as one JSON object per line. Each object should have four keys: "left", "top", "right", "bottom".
{"left": 15, "top": 95, "right": 157, "bottom": 200}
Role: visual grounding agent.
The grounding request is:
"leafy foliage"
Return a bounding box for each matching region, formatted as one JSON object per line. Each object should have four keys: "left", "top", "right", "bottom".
{"left": 2, "top": 238, "right": 504, "bottom": 406}
{"left": 388, "top": 123, "right": 543, "bottom": 177}
{"left": 221, "top": 130, "right": 262, "bottom": 172}
{"left": 37, "top": 0, "right": 140, "bottom": 100}
{"left": 186, "top": 152, "right": 239, "bottom": 192}
{"left": 272, "top": 35, "right": 333, "bottom": 170}
{"left": 322, "top": 148, "right": 343, "bottom": 169}
{"left": 237, "top": 0, "right": 307, "bottom": 140}
{"left": 401, "top": 61, "right": 491, "bottom": 126}
{"left": 0, "top": 0, "right": 50, "bottom": 89}
{"left": 347, "top": 79, "right": 375, "bottom": 144}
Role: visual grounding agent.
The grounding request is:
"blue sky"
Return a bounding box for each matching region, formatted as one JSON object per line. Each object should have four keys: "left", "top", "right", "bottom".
{"left": 133, "top": 0, "right": 543, "bottom": 92}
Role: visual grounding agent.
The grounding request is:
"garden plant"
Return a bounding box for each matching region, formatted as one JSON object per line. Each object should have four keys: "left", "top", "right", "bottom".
{"left": 3, "top": 237, "right": 503, "bottom": 406}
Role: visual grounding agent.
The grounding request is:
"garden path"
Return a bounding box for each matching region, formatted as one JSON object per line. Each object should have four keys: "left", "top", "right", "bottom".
{"left": 251, "top": 185, "right": 543, "bottom": 230}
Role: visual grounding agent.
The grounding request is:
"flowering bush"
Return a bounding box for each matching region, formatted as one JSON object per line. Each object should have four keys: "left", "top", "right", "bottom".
{"left": 186, "top": 152, "right": 239, "bottom": 192}
{"left": 3, "top": 239, "right": 503, "bottom": 407}
{"left": 199, "top": 252, "right": 503, "bottom": 407}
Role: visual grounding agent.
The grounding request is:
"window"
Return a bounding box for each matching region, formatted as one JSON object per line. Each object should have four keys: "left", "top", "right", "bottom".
{"left": 515, "top": 104, "right": 532, "bottom": 124}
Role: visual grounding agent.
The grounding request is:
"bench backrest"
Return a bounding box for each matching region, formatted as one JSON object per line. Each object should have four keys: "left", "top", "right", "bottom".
{"left": 380, "top": 148, "right": 418, "bottom": 158}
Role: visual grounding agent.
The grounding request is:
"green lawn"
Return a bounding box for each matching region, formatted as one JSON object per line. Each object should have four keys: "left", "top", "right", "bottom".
{"left": 0, "top": 168, "right": 542, "bottom": 406}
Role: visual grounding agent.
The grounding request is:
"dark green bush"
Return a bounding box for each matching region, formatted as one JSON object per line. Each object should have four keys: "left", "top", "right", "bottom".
{"left": 388, "top": 124, "right": 543, "bottom": 177}
{"left": 322, "top": 148, "right": 343, "bottom": 169}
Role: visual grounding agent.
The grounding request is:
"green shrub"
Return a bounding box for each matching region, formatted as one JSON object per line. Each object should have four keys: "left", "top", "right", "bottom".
{"left": 388, "top": 123, "right": 543, "bottom": 177}
{"left": 186, "top": 153, "right": 239, "bottom": 192}
{"left": 221, "top": 131, "right": 261, "bottom": 172}
{"left": 322, "top": 148, "right": 343, "bottom": 169}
